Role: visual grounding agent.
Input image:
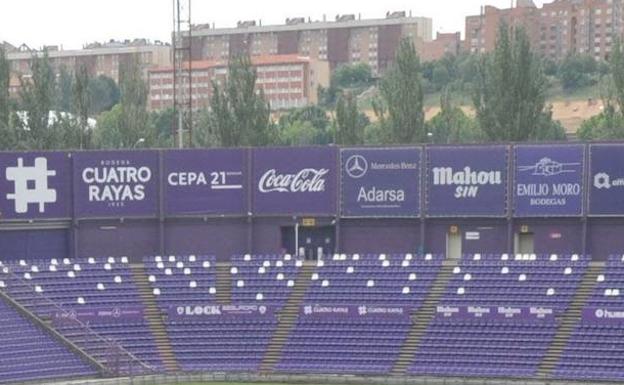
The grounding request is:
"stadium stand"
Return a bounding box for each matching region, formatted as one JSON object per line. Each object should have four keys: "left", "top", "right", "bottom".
{"left": 0, "top": 296, "right": 95, "bottom": 383}
{"left": 554, "top": 254, "right": 624, "bottom": 381}
{"left": 409, "top": 254, "right": 588, "bottom": 378}
{"left": 0, "top": 257, "right": 162, "bottom": 372}
{"left": 276, "top": 253, "right": 442, "bottom": 374}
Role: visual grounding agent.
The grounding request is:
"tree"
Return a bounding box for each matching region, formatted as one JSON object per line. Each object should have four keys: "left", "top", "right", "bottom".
{"left": 578, "top": 39, "right": 624, "bottom": 140}
{"left": 18, "top": 51, "right": 56, "bottom": 149}
{"left": 473, "top": 24, "right": 560, "bottom": 141}
{"left": 56, "top": 65, "right": 74, "bottom": 112}
{"left": 277, "top": 105, "right": 332, "bottom": 145}
{"left": 88, "top": 75, "right": 120, "bottom": 115}
{"left": 335, "top": 91, "right": 367, "bottom": 145}
{"left": 199, "top": 55, "right": 274, "bottom": 147}
{"left": 558, "top": 54, "right": 598, "bottom": 91}
{"left": 373, "top": 39, "right": 426, "bottom": 144}
{"left": 73, "top": 64, "right": 92, "bottom": 149}
{"left": 332, "top": 63, "right": 374, "bottom": 89}
{"left": 94, "top": 56, "right": 153, "bottom": 148}
{"left": 428, "top": 88, "right": 483, "bottom": 144}
{"left": 0, "top": 46, "right": 11, "bottom": 127}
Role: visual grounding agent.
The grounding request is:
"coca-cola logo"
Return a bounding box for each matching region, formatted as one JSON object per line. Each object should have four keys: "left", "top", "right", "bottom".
{"left": 258, "top": 168, "right": 328, "bottom": 193}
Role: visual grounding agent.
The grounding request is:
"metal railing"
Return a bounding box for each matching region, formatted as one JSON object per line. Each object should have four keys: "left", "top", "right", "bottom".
{"left": 0, "top": 265, "right": 156, "bottom": 376}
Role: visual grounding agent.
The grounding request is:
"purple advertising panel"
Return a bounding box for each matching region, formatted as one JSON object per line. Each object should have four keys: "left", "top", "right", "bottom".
{"left": 341, "top": 148, "right": 420, "bottom": 217}
{"left": 168, "top": 304, "right": 275, "bottom": 320}
{"left": 434, "top": 305, "right": 555, "bottom": 322}
{"left": 300, "top": 304, "right": 410, "bottom": 320}
{"left": 581, "top": 307, "right": 624, "bottom": 324}
{"left": 164, "top": 149, "right": 247, "bottom": 215}
{"left": 52, "top": 306, "right": 145, "bottom": 325}
{"left": 514, "top": 145, "right": 584, "bottom": 217}
{"left": 427, "top": 146, "right": 508, "bottom": 217}
{"left": 0, "top": 152, "right": 71, "bottom": 220}
{"left": 73, "top": 151, "right": 159, "bottom": 218}
{"left": 590, "top": 144, "right": 624, "bottom": 215}
{"left": 252, "top": 147, "right": 337, "bottom": 215}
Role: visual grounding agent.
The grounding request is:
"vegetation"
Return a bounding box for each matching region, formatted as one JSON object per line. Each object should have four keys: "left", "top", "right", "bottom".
{"left": 1, "top": 28, "right": 623, "bottom": 151}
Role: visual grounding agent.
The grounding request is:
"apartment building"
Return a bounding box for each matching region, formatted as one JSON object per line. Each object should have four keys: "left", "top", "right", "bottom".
{"left": 7, "top": 39, "right": 172, "bottom": 84}
{"left": 148, "top": 55, "right": 330, "bottom": 111}
{"left": 466, "top": 0, "right": 624, "bottom": 61}
{"left": 186, "top": 12, "right": 433, "bottom": 74}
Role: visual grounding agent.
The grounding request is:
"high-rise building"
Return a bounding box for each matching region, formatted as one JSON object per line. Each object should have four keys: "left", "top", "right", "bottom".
{"left": 186, "top": 12, "right": 433, "bottom": 74}
{"left": 6, "top": 39, "right": 171, "bottom": 84}
{"left": 465, "top": 0, "right": 623, "bottom": 62}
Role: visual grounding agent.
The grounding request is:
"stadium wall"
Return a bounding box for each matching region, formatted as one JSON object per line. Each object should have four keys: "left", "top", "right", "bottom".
{"left": 0, "top": 143, "right": 621, "bottom": 261}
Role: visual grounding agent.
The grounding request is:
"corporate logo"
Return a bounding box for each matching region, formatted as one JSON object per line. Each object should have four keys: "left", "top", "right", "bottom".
{"left": 345, "top": 155, "right": 368, "bottom": 179}
{"left": 167, "top": 170, "right": 243, "bottom": 190}
{"left": 177, "top": 305, "right": 222, "bottom": 316}
{"left": 432, "top": 167, "right": 502, "bottom": 199}
{"left": 518, "top": 158, "right": 580, "bottom": 177}
{"left": 358, "top": 305, "right": 368, "bottom": 315}
{"left": 258, "top": 168, "right": 328, "bottom": 193}
{"left": 594, "top": 172, "right": 624, "bottom": 190}
{"left": 517, "top": 157, "right": 582, "bottom": 208}
{"left": 82, "top": 160, "right": 153, "bottom": 207}
{"left": 6, "top": 157, "right": 57, "bottom": 214}
{"left": 594, "top": 308, "right": 624, "bottom": 319}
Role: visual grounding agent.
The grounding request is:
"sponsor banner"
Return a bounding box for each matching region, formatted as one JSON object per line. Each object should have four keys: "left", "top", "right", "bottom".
{"left": 169, "top": 304, "right": 275, "bottom": 320}
{"left": 514, "top": 145, "right": 584, "bottom": 217}
{"left": 341, "top": 148, "right": 420, "bottom": 217}
{"left": 582, "top": 307, "right": 624, "bottom": 324}
{"left": 164, "top": 149, "right": 247, "bottom": 215}
{"left": 435, "top": 305, "right": 555, "bottom": 322}
{"left": 52, "top": 306, "right": 144, "bottom": 325}
{"left": 0, "top": 152, "right": 71, "bottom": 220}
{"left": 426, "top": 146, "right": 508, "bottom": 217}
{"left": 590, "top": 144, "right": 624, "bottom": 215}
{"left": 252, "top": 147, "right": 337, "bottom": 215}
{"left": 73, "top": 151, "right": 159, "bottom": 217}
{"left": 300, "top": 305, "right": 410, "bottom": 320}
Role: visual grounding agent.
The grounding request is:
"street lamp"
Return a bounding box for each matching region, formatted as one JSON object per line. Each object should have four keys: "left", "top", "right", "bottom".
{"left": 133, "top": 138, "right": 146, "bottom": 149}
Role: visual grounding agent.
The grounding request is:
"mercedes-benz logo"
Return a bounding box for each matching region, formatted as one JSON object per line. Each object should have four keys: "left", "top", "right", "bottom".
{"left": 345, "top": 155, "right": 368, "bottom": 179}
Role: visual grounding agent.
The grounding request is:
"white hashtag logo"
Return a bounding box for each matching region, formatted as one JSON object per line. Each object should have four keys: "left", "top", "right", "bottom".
{"left": 6, "top": 157, "right": 57, "bottom": 214}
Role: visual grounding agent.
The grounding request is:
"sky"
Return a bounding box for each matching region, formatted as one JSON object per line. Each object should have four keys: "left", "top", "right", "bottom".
{"left": 0, "top": 0, "right": 547, "bottom": 50}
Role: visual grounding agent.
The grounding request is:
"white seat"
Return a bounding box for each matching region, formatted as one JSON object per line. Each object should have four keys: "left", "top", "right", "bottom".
{"left": 501, "top": 267, "right": 510, "bottom": 275}
{"left": 35, "top": 285, "right": 43, "bottom": 293}
{"left": 176, "top": 261, "right": 184, "bottom": 269}
{"left": 188, "top": 255, "right": 196, "bottom": 262}
{"left": 321, "top": 280, "right": 330, "bottom": 287}
{"left": 183, "top": 268, "right": 191, "bottom": 275}
{"left": 311, "top": 273, "right": 319, "bottom": 281}
{"left": 230, "top": 267, "right": 238, "bottom": 275}
{"left": 382, "top": 260, "right": 390, "bottom": 267}
{"left": 77, "top": 297, "right": 85, "bottom": 305}
{"left": 66, "top": 271, "right": 74, "bottom": 279}
{"left": 258, "top": 267, "right": 266, "bottom": 274}
{"left": 287, "top": 280, "right": 295, "bottom": 287}
{"left": 464, "top": 273, "right": 472, "bottom": 281}
{"left": 107, "top": 257, "right": 115, "bottom": 264}
{"left": 276, "top": 273, "right": 284, "bottom": 281}
{"left": 453, "top": 267, "right": 461, "bottom": 274}
{"left": 97, "top": 283, "right": 105, "bottom": 291}
{"left": 209, "top": 287, "right": 216, "bottom": 295}
{"left": 189, "top": 281, "right": 197, "bottom": 288}
{"left": 244, "top": 254, "right": 252, "bottom": 262}
{"left": 546, "top": 288, "right": 555, "bottom": 296}
{"left": 256, "top": 293, "right": 264, "bottom": 301}
{"left": 346, "top": 266, "right": 355, "bottom": 274}
{"left": 153, "top": 288, "right": 161, "bottom": 296}
{"left": 114, "top": 276, "right": 122, "bottom": 283}
{"left": 405, "top": 253, "right": 413, "bottom": 261}
{"left": 148, "top": 275, "right": 156, "bottom": 283}
{"left": 237, "top": 280, "right": 245, "bottom": 288}
{"left": 121, "top": 256, "right": 129, "bottom": 264}
{"left": 457, "top": 287, "right": 465, "bottom": 295}
{"left": 203, "top": 261, "right": 211, "bottom": 268}
{"left": 402, "top": 287, "right": 410, "bottom": 294}
{"left": 518, "top": 274, "right": 527, "bottom": 282}
{"left": 168, "top": 256, "right": 176, "bottom": 262}
{"left": 409, "top": 273, "right": 417, "bottom": 281}
{"left": 366, "top": 280, "right": 375, "bottom": 287}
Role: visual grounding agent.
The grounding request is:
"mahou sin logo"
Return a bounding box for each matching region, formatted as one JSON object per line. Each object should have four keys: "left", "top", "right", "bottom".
{"left": 259, "top": 168, "right": 328, "bottom": 193}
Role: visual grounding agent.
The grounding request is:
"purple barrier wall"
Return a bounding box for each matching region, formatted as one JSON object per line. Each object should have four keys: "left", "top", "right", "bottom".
{"left": 73, "top": 151, "right": 159, "bottom": 218}
{"left": 164, "top": 218, "right": 248, "bottom": 262}
{"left": 581, "top": 307, "right": 624, "bottom": 324}
{"left": 589, "top": 144, "right": 624, "bottom": 215}
{"left": 168, "top": 304, "right": 275, "bottom": 320}
{"left": 426, "top": 146, "right": 508, "bottom": 217}
{"left": 426, "top": 219, "right": 508, "bottom": 255}
{"left": 513, "top": 219, "right": 583, "bottom": 255}
{"left": 435, "top": 305, "right": 555, "bottom": 322}
{"left": 300, "top": 304, "right": 410, "bottom": 320}
{"left": 0, "top": 229, "right": 70, "bottom": 260}
{"left": 252, "top": 147, "right": 337, "bottom": 215}
{"left": 164, "top": 149, "right": 248, "bottom": 215}
{"left": 77, "top": 220, "right": 159, "bottom": 260}
{"left": 341, "top": 147, "right": 420, "bottom": 217}
{"left": 588, "top": 219, "right": 624, "bottom": 261}
{"left": 0, "top": 152, "right": 71, "bottom": 219}
{"left": 340, "top": 219, "right": 421, "bottom": 254}
{"left": 52, "top": 306, "right": 145, "bottom": 325}
{"left": 514, "top": 145, "right": 584, "bottom": 217}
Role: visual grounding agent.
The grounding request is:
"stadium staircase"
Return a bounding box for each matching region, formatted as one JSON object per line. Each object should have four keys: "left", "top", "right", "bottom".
{"left": 536, "top": 261, "right": 605, "bottom": 378}
{"left": 0, "top": 289, "right": 106, "bottom": 375}
{"left": 259, "top": 260, "right": 316, "bottom": 373}
{"left": 216, "top": 262, "right": 232, "bottom": 304}
{"left": 130, "top": 264, "right": 179, "bottom": 373}
{"left": 390, "top": 259, "right": 458, "bottom": 376}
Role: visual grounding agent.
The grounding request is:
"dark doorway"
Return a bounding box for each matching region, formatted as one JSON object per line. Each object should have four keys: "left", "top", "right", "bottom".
{"left": 281, "top": 226, "right": 335, "bottom": 260}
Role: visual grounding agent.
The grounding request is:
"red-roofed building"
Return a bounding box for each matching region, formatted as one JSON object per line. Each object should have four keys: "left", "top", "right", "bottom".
{"left": 148, "top": 55, "right": 330, "bottom": 111}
